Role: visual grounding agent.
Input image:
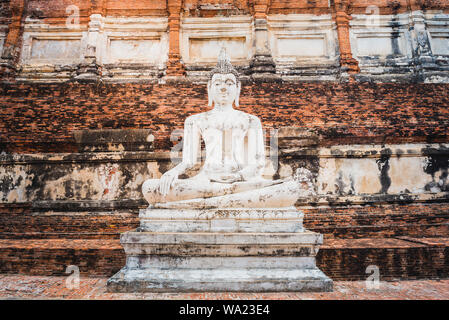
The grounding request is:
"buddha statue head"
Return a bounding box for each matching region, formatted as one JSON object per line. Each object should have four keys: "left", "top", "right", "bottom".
{"left": 207, "top": 48, "right": 241, "bottom": 108}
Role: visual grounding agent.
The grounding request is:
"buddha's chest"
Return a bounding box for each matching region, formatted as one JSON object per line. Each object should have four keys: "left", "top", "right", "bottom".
{"left": 199, "top": 115, "right": 250, "bottom": 146}
{"left": 200, "top": 112, "right": 248, "bottom": 130}
{"left": 201, "top": 127, "right": 247, "bottom": 147}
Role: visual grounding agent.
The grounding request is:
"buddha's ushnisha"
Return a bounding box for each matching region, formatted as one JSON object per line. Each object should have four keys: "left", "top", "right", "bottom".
{"left": 142, "top": 48, "right": 304, "bottom": 208}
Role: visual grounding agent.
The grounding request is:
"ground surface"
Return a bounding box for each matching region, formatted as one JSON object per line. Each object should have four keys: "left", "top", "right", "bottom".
{"left": 0, "top": 274, "right": 448, "bottom": 300}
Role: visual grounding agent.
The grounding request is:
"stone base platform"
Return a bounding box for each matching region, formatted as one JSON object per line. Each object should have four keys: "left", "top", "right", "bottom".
{"left": 107, "top": 265, "right": 332, "bottom": 292}
{"left": 107, "top": 208, "right": 333, "bottom": 292}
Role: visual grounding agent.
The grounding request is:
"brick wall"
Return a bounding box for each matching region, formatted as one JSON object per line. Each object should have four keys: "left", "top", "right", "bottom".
{"left": 1, "top": 81, "right": 448, "bottom": 153}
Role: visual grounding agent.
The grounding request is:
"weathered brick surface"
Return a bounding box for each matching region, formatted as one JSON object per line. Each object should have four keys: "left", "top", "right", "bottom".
{"left": 0, "top": 201, "right": 445, "bottom": 280}
{"left": 16, "top": 0, "right": 449, "bottom": 22}
{"left": 1, "top": 82, "right": 448, "bottom": 153}
{"left": 269, "top": 0, "right": 331, "bottom": 15}
{"left": 303, "top": 203, "right": 449, "bottom": 239}
{"left": 0, "top": 203, "right": 140, "bottom": 239}
{"left": 0, "top": 201, "right": 447, "bottom": 280}
{"left": 183, "top": 0, "right": 251, "bottom": 17}
{"left": 318, "top": 238, "right": 449, "bottom": 280}
{"left": 0, "top": 238, "right": 448, "bottom": 280}
{"left": 0, "top": 202, "right": 447, "bottom": 240}
{"left": 1, "top": 274, "right": 449, "bottom": 299}
{"left": 0, "top": 212, "right": 139, "bottom": 239}
{"left": 0, "top": 239, "right": 124, "bottom": 276}
{"left": 0, "top": 0, "right": 12, "bottom": 23}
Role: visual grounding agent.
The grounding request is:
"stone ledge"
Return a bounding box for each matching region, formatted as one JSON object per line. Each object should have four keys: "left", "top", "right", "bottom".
{"left": 0, "top": 191, "right": 448, "bottom": 212}
{"left": 25, "top": 200, "right": 146, "bottom": 212}
{"left": 299, "top": 192, "right": 449, "bottom": 206}
{"left": 123, "top": 256, "right": 317, "bottom": 269}
{"left": 138, "top": 208, "right": 304, "bottom": 233}
{"left": 73, "top": 129, "right": 154, "bottom": 152}
{"left": 2, "top": 143, "right": 447, "bottom": 164}
{"left": 120, "top": 231, "right": 322, "bottom": 245}
{"left": 139, "top": 207, "right": 302, "bottom": 219}
{"left": 0, "top": 151, "right": 172, "bottom": 165}
{"left": 121, "top": 243, "right": 319, "bottom": 257}
{"left": 107, "top": 267, "right": 333, "bottom": 292}
{"left": 139, "top": 219, "right": 304, "bottom": 233}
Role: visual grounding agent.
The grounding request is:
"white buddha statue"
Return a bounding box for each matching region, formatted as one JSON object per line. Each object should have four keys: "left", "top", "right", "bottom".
{"left": 142, "top": 49, "right": 311, "bottom": 209}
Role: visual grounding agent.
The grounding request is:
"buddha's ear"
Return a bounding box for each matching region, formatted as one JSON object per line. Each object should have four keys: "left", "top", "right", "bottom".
{"left": 235, "top": 81, "right": 241, "bottom": 107}
{"left": 207, "top": 80, "right": 213, "bottom": 107}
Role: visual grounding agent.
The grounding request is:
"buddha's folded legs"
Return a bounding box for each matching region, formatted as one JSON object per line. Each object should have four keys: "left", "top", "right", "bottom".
{"left": 148, "top": 179, "right": 302, "bottom": 209}
{"left": 142, "top": 177, "right": 287, "bottom": 205}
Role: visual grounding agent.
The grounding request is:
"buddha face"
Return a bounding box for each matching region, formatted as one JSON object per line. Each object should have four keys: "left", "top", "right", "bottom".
{"left": 208, "top": 73, "right": 240, "bottom": 107}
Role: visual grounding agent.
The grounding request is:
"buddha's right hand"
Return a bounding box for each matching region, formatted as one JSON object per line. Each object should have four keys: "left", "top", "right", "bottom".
{"left": 159, "top": 169, "right": 179, "bottom": 196}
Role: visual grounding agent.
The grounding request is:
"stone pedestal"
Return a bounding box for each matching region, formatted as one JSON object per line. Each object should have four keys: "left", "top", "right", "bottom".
{"left": 107, "top": 207, "right": 333, "bottom": 292}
